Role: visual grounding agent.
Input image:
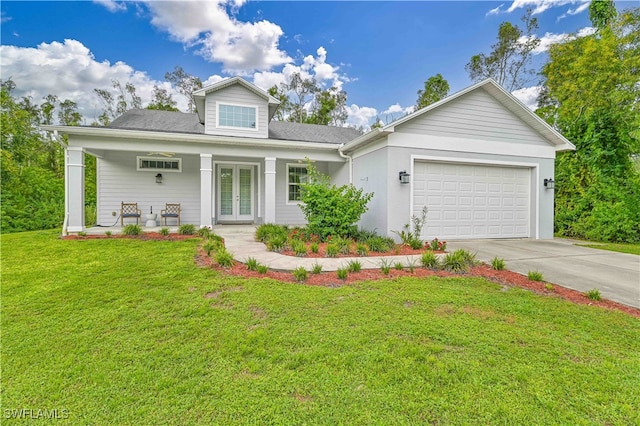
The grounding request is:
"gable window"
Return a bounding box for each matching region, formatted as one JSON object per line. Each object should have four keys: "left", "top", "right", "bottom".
{"left": 287, "top": 164, "right": 308, "bottom": 203}
{"left": 137, "top": 156, "right": 182, "bottom": 172}
{"left": 217, "top": 103, "right": 257, "bottom": 130}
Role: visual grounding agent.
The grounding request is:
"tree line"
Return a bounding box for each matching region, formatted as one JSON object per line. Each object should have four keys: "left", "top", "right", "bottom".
{"left": 2, "top": 1, "right": 638, "bottom": 242}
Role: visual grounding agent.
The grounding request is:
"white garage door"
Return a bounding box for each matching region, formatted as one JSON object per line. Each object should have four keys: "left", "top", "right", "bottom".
{"left": 413, "top": 162, "right": 531, "bottom": 239}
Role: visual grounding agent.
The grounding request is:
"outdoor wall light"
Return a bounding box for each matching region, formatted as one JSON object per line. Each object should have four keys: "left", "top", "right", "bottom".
{"left": 544, "top": 178, "right": 555, "bottom": 190}
{"left": 155, "top": 173, "right": 163, "bottom": 184}
{"left": 399, "top": 171, "right": 410, "bottom": 184}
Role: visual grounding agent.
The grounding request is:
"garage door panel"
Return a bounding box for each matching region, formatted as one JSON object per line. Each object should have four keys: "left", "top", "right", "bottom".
{"left": 413, "top": 161, "right": 530, "bottom": 239}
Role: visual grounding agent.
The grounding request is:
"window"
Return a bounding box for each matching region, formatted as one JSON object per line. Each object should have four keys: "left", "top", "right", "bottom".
{"left": 287, "top": 164, "right": 308, "bottom": 203}
{"left": 137, "top": 156, "right": 182, "bottom": 172}
{"left": 218, "top": 103, "right": 257, "bottom": 129}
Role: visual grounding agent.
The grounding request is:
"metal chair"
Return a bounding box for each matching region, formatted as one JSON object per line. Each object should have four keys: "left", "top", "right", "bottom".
{"left": 120, "top": 202, "right": 141, "bottom": 226}
{"left": 160, "top": 203, "right": 181, "bottom": 226}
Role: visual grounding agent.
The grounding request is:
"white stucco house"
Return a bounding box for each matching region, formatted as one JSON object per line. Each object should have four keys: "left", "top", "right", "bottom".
{"left": 44, "top": 76, "right": 575, "bottom": 240}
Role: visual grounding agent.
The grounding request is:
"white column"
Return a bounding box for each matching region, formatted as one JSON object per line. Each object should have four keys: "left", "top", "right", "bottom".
{"left": 200, "top": 154, "right": 213, "bottom": 228}
{"left": 264, "top": 157, "right": 276, "bottom": 224}
{"left": 66, "top": 147, "right": 85, "bottom": 233}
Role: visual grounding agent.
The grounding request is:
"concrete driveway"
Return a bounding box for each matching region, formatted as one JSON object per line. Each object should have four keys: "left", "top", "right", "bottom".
{"left": 447, "top": 239, "right": 640, "bottom": 309}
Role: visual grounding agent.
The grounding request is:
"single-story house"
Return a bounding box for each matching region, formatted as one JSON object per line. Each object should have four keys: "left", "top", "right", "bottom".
{"left": 44, "top": 76, "right": 575, "bottom": 240}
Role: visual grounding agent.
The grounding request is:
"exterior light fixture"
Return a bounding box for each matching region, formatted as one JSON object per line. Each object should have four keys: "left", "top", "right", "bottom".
{"left": 399, "top": 171, "right": 410, "bottom": 184}
{"left": 155, "top": 173, "right": 163, "bottom": 184}
{"left": 544, "top": 178, "right": 555, "bottom": 190}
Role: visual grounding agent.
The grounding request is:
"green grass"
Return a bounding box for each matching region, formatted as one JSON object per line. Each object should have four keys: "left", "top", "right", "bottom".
{"left": 578, "top": 242, "right": 640, "bottom": 256}
{"left": 2, "top": 231, "right": 640, "bottom": 425}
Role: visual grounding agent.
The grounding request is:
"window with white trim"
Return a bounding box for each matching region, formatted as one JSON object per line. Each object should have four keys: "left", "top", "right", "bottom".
{"left": 287, "top": 164, "right": 308, "bottom": 203}
{"left": 218, "top": 103, "right": 257, "bottom": 129}
{"left": 137, "top": 156, "right": 182, "bottom": 172}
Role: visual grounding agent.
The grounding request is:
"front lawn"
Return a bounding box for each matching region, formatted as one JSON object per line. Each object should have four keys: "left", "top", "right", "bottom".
{"left": 578, "top": 242, "right": 640, "bottom": 256}
{"left": 2, "top": 231, "right": 639, "bottom": 424}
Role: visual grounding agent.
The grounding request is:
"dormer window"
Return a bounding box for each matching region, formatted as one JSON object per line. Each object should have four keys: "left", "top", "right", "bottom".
{"left": 217, "top": 102, "right": 258, "bottom": 130}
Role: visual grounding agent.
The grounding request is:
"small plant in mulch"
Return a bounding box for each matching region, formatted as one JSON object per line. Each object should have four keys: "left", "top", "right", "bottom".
{"left": 355, "top": 243, "right": 369, "bottom": 256}
{"left": 585, "top": 288, "right": 601, "bottom": 301}
{"left": 123, "top": 224, "right": 142, "bottom": 236}
{"left": 347, "top": 260, "right": 362, "bottom": 273}
{"left": 105, "top": 231, "right": 112, "bottom": 237}
{"left": 159, "top": 227, "right": 170, "bottom": 236}
{"left": 246, "top": 257, "right": 259, "bottom": 271}
{"left": 256, "top": 265, "right": 269, "bottom": 274}
{"left": 78, "top": 231, "right": 87, "bottom": 237}
{"left": 311, "top": 262, "right": 323, "bottom": 274}
{"left": 336, "top": 267, "right": 348, "bottom": 280}
{"left": 527, "top": 270, "right": 544, "bottom": 282}
{"left": 491, "top": 256, "right": 506, "bottom": 270}
{"left": 292, "top": 267, "right": 308, "bottom": 282}
{"left": 291, "top": 240, "right": 308, "bottom": 257}
{"left": 178, "top": 224, "right": 196, "bottom": 235}
{"left": 267, "top": 235, "right": 287, "bottom": 253}
{"left": 442, "top": 249, "right": 477, "bottom": 273}
{"left": 310, "top": 242, "right": 320, "bottom": 254}
{"left": 197, "top": 227, "right": 212, "bottom": 238}
{"left": 214, "top": 248, "right": 235, "bottom": 268}
{"left": 325, "top": 244, "right": 339, "bottom": 258}
{"left": 545, "top": 283, "right": 554, "bottom": 292}
{"left": 380, "top": 259, "right": 392, "bottom": 275}
{"left": 406, "top": 258, "right": 418, "bottom": 273}
{"left": 394, "top": 262, "right": 404, "bottom": 271}
{"left": 420, "top": 251, "right": 440, "bottom": 270}
{"left": 203, "top": 240, "right": 223, "bottom": 256}
{"left": 428, "top": 238, "right": 447, "bottom": 252}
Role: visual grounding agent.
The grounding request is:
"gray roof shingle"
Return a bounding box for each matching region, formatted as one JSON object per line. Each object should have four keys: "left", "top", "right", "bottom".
{"left": 107, "top": 109, "right": 361, "bottom": 144}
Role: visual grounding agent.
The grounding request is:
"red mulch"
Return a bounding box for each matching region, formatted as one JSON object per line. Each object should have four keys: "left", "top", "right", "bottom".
{"left": 63, "top": 232, "right": 196, "bottom": 241}
{"left": 198, "top": 247, "right": 640, "bottom": 319}
{"left": 280, "top": 241, "right": 444, "bottom": 258}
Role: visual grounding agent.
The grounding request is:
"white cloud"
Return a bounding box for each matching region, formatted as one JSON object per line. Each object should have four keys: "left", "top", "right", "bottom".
{"left": 1, "top": 11, "right": 12, "bottom": 23}
{"left": 202, "top": 75, "right": 226, "bottom": 87}
{"left": 346, "top": 104, "right": 378, "bottom": 129}
{"left": 382, "top": 103, "right": 414, "bottom": 116}
{"left": 520, "top": 26, "right": 595, "bottom": 55}
{"left": 93, "top": 0, "right": 127, "bottom": 13}
{"left": 141, "top": 0, "right": 291, "bottom": 74}
{"left": 491, "top": 0, "right": 590, "bottom": 16}
{"left": 511, "top": 85, "right": 541, "bottom": 110}
{"left": 486, "top": 3, "right": 504, "bottom": 16}
{"left": 0, "top": 39, "right": 185, "bottom": 123}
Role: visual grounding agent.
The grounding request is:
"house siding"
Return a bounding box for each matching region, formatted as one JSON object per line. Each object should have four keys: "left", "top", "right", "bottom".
{"left": 352, "top": 145, "right": 389, "bottom": 235}
{"left": 97, "top": 152, "right": 201, "bottom": 226}
{"left": 274, "top": 160, "right": 330, "bottom": 226}
{"left": 204, "top": 85, "right": 268, "bottom": 138}
{"left": 396, "top": 88, "right": 547, "bottom": 146}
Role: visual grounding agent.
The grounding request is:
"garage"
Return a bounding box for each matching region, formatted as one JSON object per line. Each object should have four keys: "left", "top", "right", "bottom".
{"left": 413, "top": 161, "right": 531, "bottom": 239}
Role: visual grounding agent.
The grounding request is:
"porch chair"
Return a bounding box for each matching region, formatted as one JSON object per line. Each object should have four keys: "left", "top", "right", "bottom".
{"left": 160, "top": 203, "right": 181, "bottom": 226}
{"left": 120, "top": 202, "right": 141, "bottom": 226}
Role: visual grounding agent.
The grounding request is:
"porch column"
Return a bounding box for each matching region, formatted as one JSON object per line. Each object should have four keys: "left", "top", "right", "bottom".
{"left": 200, "top": 154, "right": 213, "bottom": 228}
{"left": 264, "top": 157, "right": 276, "bottom": 223}
{"left": 66, "top": 147, "right": 85, "bottom": 233}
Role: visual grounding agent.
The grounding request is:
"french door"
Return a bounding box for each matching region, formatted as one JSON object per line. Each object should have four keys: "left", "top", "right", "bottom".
{"left": 218, "top": 165, "right": 254, "bottom": 222}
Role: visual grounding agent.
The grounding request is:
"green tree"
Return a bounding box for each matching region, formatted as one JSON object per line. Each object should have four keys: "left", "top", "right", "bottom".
{"left": 307, "top": 87, "right": 348, "bottom": 126}
{"left": 539, "top": 8, "right": 640, "bottom": 242}
{"left": 415, "top": 73, "right": 450, "bottom": 110}
{"left": 590, "top": 0, "right": 617, "bottom": 31}
{"left": 94, "top": 80, "right": 141, "bottom": 125}
{"left": 146, "top": 85, "right": 179, "bottom": 111}
{"left": 164, "top": 66, "right": 203, "bottom": 113}
{"left": 466, "top": 9, "right": 539, "bottom": 90}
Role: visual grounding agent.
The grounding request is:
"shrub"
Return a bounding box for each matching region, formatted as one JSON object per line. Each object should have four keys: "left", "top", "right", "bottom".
{"left": 255, "top": 223, "right": 288, "bottom": 243}
{"left": 310, "top": 242, "right": 319, "bottom": 254}
{"left": 442, "top": 249, "right": 476, "bottom": 273}
{"left": 347, "top": 260, "right": 362, "bottom": 273}
{"left": 291, "top": 240, "right": 308, "bottom": 257}
{"left": 266, "top": 235, "right": 287, "bottom": 252}
{"left": 292, "top": 266, "right": 308, "bottom": 282}
{"left": 123, "top": 224, "right": 142, "bottom": 236}
{"left": 420, "top": 251, "right": 440, "bottom": 269}
{"left": 393, "top": 207, "right": 428, "bottom": 249}
{"left": 355, "top": 243, "right": 369, "bottom": 256}
{"left": 527, "top": 270, "right": 544, "bottom": 281}
{"left": 299, "top": 160, "right": 374, "bottom": 239}
{"left": 586, "top": 288, "right": 601, "bottom": 301}
{"left": 197, "top": 227, "right": 211, "bottom": 238}
{"left": 178, "top": 224, "right": 196, "bottom": 235}
{"left": 366, "top": 236, "right": 395, "bottom": 253}
{"left": 336, "top": 268, "right": 348, "bottom": 280}
{"left": 246, "top": 257, "right": 259, "bottom": 271}
{"left": 257, "top": 265, "right": 269, "bottom": 274}
{"left": 545, "top": 283, "right": 554, "bottom": 291}
{"left": 214, "top": 248, "right": 234, "bottom": 268}
{"left": 105, "top": 231, "right": 112, "bottom": 237}
{"left": 159, "top": 227, "right": 170, "bottom": 236}
{"left": 311, "top": 262, "right": 323, "bottom": 274}
{"left": 203, "top": 240, "right": 222, "bottom": 256}
{"left": 380, "top": 259, "right": 391, "bottom": 274}
{"left": 394, "top": 262, "right": 404, "bottom": 271}
{"left": 429, "top": 238, "right": 447, "bottom": 251}
{"left": 491, "top": 257, "right": 506, "bottom": 270}
{"left": 325, "top": 244, "right": 339, "bottom": 258}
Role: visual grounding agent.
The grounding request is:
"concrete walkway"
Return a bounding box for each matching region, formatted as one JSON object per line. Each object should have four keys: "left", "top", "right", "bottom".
{"left": 448, "top": 239, "right": 640, "bottom": 309}
{"left": 214, "top": 225, "right": 429, "bottom": 272}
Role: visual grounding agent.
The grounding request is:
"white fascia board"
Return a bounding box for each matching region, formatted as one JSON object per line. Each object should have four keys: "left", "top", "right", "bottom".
{"left": 389, "top": 133, "right": 557, "bottom": 159}
{"left": 193, "top": 76, "right": 280, "bottom": 105}
{"left": 339, "top": 128, "right": 393, "bottom": 153}
{"left": 41, "top": 125, "right": 338, "bottom": 151}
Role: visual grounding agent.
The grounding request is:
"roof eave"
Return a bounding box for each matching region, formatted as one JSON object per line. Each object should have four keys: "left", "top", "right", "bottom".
{"left": 339, "top": 128, "right": 394, "bottom": 153}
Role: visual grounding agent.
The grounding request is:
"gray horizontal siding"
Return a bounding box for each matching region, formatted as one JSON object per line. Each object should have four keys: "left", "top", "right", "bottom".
{"left": 274, "top": 160, "right": 330, "bottom": 226}
{"left": 205, "top": 85, "right": 268, "bottom": 138}
{"left": 396, "top": 88, "right": 546, "bottom": 145}
{"left": 97, "top": 153, "right": 201, "bottom": 226}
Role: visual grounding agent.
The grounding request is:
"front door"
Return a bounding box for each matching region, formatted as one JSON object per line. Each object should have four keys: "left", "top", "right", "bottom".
{"left": 218, "top": 165, "right": 254, "bottom": 222}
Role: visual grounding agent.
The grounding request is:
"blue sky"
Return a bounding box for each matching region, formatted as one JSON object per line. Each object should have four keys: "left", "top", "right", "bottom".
{"left": 0, "top": 1, "right": 632, "bottom": 127}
